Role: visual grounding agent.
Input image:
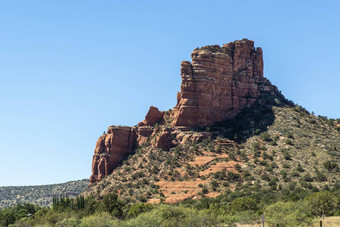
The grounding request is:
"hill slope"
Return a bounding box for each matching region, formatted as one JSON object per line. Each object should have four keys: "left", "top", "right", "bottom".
{"left": 0, "top": 179, "right": 89, "bottom": 208}
{"left": 84, "top": 39, "right": 340, "bottom": 204}
{"left": 84, "top": 91, "right": 340, "bottom": 204}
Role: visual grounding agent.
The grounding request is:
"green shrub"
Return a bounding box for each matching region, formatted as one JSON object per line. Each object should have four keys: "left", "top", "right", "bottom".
{"left": 227, "top": 172, "right": 241, "bottom": 182}
{"left": 252, "top": 142, "right": 261, "bottom": 150}
{"left": 323, "top": 160, "right": 338, "bottom": 171}
{"left": 315, "top": 172, "right": 327, "bottom": 182}
{"left": 56, "top": 217, "right": 81, "bottom": 226}
{"left": 280, "top": 170, "right": 287, "bottom": 178}
{"left": 242, "top": 171, "right": 251, "bottom": 178}
{"left": 211, "top": 180, "right": 219, "bottom": 190}
{"left": 283, "top": 152, "right": 292, "bottom": 160}
{"left": 202, "top": 186, "right": 208, "bottom": 194}
{"left": 285, "top": 139, "right": 293, "bottom": 145}
{"left": 101, "top": 193, "right": 124, "bottom": 218}
{"left": 292, "top": 171, "right": 300, "bottom": 177}
{"left": 269, "top": 141, "right": 277, "bottom": 146}
{"left": 213, "top": 170, "right": 226, "bottom": 180}
{"left": 296, "top": 164, "right": 305, "bottom": 172}
{"left": 261, "top": 174, "right": 270, "bottom": 182}
{"left": 80, "top": 212, "right": 119, "bottom": 226}
{"left": 127, "top": 203, "right": 153, "bottom": 219}
{"left": 234, "top": 164, "right": 242, "bottom": 172}
{"left": 265, "top": 165, "right": 273, "bottom": 172}
{"left": 260, "top": 132, "right": 271, "bottom": 142}
{"left": 264, "top": 201, "right": 312, "bottom": 226}
{"left": 286, "top": 132, "right": 294, "bottom": 139}
{"left": 230, "top": 197, "right": 257, "bottom": 213}
{"left": 302, "top": 173, "right": 313, "bottom": 182}
{"left": 269, "top": 179, "right": 277, "bottom": 187}
{"left": 282, "top": 162, "right": 290, "bottom": 168}
{"left": 305, "top": 191, "right": 339, "bottom": 216}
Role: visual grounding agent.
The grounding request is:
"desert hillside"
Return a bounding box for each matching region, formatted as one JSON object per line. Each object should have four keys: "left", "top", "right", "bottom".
{"left": 2, "top": 39, "right": 340, "bottom": 227}
{"left": 84, "top": 40, "right": 340, "bottom": 204}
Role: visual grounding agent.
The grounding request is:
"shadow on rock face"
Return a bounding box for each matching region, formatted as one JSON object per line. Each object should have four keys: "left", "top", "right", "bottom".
{"left": 194, "top": 90, "right": 293, "bottom": 144}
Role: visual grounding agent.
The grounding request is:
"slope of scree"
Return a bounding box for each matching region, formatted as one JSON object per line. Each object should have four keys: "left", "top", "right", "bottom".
{"left": 85, "top": 39, "right": 340, "bottom": 204}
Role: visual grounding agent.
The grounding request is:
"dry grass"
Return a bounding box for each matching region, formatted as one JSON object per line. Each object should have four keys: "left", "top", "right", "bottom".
{"left": 236, "top": 224, "right": 262, "bottom": 227}
{"left": 312, "top": 216, "right": 340, "bottom": 227}
{"left": 235, "top": 216, "right": 340, "bottom": 227}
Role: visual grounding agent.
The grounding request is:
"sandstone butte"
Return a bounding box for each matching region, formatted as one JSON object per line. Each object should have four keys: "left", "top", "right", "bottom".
{"left": 90, "top": 39, "right": 278, "bottom": 184}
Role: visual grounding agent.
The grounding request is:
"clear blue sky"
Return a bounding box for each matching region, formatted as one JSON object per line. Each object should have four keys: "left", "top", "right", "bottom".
{"left": 1, "top": 1, "right": 339, "bottom": 186}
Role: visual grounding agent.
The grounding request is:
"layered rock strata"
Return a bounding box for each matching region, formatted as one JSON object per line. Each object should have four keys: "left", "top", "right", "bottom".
{"left": 90, "top": 40, "right": 276, "bottom": 183}
{"left": 90, "top": 126, "right": 137, "bottom": 183}
{"left": 171, "top": 40, "right": 275, "bottom": 127}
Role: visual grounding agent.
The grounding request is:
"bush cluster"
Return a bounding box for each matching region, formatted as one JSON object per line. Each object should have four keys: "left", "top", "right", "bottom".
{"left": 2, "top": 183, "right": 340, "bottom": 227}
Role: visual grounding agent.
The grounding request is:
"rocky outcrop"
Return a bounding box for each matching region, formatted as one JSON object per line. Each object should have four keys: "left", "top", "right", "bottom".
{"left": 138, "top": 106, "right": 163, "bottom": 127}
{"left": 155, "top": 128, "right": 174, "bottom": 151}
{"left": 90, "top": 125, "right": 162, "bottom": 183}
{"left": 171, "top": 39, "right": 275, "bottom": 127}
{"left": 90, "top": 126, "right": 137, "bottom": 183}
{"left": 90, "top": 40, "right": 277, "bottom": 184}
{"left": 136, "top": 126, "right": 154, "bottom": 146}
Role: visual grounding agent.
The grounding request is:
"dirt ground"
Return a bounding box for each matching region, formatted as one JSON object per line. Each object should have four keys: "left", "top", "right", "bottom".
{"left": 155, "top": 179, "right": 209, "bottom": 203}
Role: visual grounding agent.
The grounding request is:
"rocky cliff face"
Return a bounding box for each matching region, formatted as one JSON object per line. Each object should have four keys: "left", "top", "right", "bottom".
{"left": 171, "top": 40, "right": 275, "bottom": 127}
{"left": 90, "top": 126, "right": 137, "bottom": 183}
{"left": 90, "top": 40, "right": 277, "bottom": 184}
{"left": 90, "top": 124, "right": 156, "bottom": 183}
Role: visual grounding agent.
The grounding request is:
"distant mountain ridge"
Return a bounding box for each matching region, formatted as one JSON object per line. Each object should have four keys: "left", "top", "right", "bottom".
{"left": 0, "top": 179, "right": 89, "bottom": 208}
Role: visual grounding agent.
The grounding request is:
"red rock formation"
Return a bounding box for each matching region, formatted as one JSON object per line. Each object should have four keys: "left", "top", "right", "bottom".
{"left": 171, "top": 40, "right": 274, "bottom": 127}
{"left": 136, "top": 126, "right": 154, "bottom": 146}
{"left": 90, "top": 126, "right": 137, "bottom": 183}
{"left": 90, "top": 40, "right": 277, "bottom": 184}
{"left": 155, "top": 128, "right": 174, "bottom": 151}
{"left": 138, "top": 106, "right": 163, "bottom": 127}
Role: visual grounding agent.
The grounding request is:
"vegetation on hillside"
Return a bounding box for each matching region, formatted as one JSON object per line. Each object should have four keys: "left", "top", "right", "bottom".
{"left": 0, "top": 179, "right": 89, "bottom": 209}
{"left": 83, "top": 90, "right": 340, "bottom": 205}
{"left": 1, "top": 187, "right": 340, "bottom": 226}
{"left": 2, "top": 89, "right": 340, "bottom": 226}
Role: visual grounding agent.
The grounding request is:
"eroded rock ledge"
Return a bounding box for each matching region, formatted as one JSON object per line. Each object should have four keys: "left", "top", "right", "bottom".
{"left": 90, "top": 40, "right": 277, "bottom": 184}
